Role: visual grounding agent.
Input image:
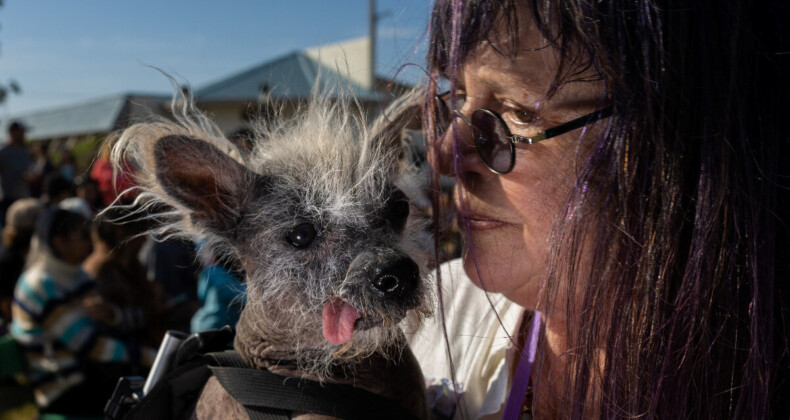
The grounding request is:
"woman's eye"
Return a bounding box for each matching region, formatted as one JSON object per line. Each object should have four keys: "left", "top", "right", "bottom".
{"left": 286, "top": 223, "right": 318, "bottom": 249}
{"left": 509, "top": 109, "right": 537, "bottom": 124}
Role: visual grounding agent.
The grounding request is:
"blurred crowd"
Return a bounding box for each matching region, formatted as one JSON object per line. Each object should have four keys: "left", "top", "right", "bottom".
{"left": 0, "top": 121, "right": 246, "bottom": 417}
{"left": 0, "top": 121, "right": 463, "bottom": 418}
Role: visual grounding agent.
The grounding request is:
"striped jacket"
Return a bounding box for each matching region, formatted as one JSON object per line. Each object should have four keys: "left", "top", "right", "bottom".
{"left": 11, "top": 253, "right": 151, "bottom": 407}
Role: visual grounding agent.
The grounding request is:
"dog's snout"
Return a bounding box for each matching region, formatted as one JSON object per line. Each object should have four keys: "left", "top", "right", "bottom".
{"left": 370, "top": 257, "right": 419, "bottom": 298}
{"left": 347, "top": 248, "right": 421, "bottom": 303}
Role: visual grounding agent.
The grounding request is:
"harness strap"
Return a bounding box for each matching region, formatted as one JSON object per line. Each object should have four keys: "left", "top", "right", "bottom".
{"left": 208, "top": 351, "right": 287, "bottom": 420}
{"left": 246, "top": 406, "right": 290, "bottom": 420}
{"left": 207, "top": 350, "right": 420, "bottom": 420}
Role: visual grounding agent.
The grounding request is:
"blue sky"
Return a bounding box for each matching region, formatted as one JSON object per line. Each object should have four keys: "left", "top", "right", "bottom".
{"left": 0, "top": 1, "right": 432, "bottom": 117}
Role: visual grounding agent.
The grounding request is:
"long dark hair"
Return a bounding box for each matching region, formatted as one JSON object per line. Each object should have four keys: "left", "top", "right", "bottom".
{"left": 426, "top": 0, "right": 790, "bottom": 417}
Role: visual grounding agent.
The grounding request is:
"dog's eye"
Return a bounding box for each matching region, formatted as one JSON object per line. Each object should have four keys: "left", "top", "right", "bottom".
{"left": 384, "top": 188, "right": 410, "bottom": 234}
{"left": 286, "top": 223, "right": 317, "bottom": 249}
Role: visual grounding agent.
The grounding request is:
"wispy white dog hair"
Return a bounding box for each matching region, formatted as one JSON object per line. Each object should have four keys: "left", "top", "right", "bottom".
{"left": 109, "top": 82, "right": 432, "bottom": 379}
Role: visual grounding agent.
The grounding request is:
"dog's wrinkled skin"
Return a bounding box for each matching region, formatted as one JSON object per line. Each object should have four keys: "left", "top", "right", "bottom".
{"left": 110, "top": 89, "right": 431, "bottom": 419}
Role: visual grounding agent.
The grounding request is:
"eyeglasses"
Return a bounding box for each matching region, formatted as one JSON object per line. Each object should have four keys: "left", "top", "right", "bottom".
{"left": 434, "top": 93, "right": 613, "bottom": 174}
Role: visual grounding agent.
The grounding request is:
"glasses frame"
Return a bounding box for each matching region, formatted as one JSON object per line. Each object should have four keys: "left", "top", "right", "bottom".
{"left": 435, "top": 93, "right": 613, "bottom": 174}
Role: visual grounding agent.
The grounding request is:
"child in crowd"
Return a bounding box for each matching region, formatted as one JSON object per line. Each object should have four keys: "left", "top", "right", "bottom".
{"left": 0, "top": 198, "right": 43, "bottom": 334}
{"left": 83, "top": 209, "right": 166, "bottom": 347}
{"left": 11, "top": 202, "right": 155, "bottom": 416}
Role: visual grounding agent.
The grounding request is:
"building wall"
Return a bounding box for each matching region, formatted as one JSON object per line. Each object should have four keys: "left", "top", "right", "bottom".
{"left": 198, "top": 99, "right": 384, "bottom": 139}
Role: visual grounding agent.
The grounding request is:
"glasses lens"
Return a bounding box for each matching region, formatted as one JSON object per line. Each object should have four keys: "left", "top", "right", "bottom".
{"left": 471, "top": 110, "right": 514, "bottom": 173}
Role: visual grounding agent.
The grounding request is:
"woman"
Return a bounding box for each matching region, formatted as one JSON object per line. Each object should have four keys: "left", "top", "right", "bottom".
{"left": 413, "top": 0, "right": 790, "bottom": 418}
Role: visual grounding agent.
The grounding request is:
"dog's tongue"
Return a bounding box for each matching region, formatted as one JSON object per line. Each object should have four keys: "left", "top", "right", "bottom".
{"left": 322, "top": 298, "right": 360, "bottom": 345}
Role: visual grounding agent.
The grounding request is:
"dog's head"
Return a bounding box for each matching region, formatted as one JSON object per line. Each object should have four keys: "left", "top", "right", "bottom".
{"left": 111, "top": 89, "right": 429, "bottom": 373}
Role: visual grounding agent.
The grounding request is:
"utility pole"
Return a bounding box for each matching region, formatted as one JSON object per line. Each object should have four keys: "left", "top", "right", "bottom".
{"left": 369, "top": 0, "right": 377, "bottom": 90}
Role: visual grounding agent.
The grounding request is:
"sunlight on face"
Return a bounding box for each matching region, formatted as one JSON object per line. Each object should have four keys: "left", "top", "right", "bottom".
{"left": 433, "top": 16, "right": 606, "bottom": 310}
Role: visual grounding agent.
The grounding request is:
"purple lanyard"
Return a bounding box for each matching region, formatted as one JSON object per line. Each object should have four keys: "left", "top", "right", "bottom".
{"left": 503, "top": 310, "right": 542, "bottom": 420}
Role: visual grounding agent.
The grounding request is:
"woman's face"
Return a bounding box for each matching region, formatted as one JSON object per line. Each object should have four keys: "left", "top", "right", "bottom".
{"left": 432, "top": 18, "right": 605, "bottom": 309}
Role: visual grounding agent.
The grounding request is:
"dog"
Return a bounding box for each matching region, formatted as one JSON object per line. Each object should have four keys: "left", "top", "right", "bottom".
{"left": 109, "top": 87, "right": 432, "bottom": 419}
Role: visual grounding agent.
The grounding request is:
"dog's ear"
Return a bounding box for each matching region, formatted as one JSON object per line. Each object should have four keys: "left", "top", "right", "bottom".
{"left": 153, "top": 135, "right": 252, "bottom": 233}
{"left": 364, "top": 89, "right": 424, "bottom": 167}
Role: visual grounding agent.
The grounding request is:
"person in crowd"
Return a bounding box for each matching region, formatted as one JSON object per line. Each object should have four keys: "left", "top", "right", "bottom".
{"left": 409, "top": 0, "right": 790, "bottom": 418}
{"left": 91, "top": 136, "right": 136, "bottom": 207}
{"left": 0, "top": 198, "right": 43, "bottom": 334}
{"left": 58, "top": 196, "right": 94, "bottom": 222}
{"left": 57, "top": 149, "right": 76, "bottom": 182}
{"left": 74, "top": 174, "right": 104, "bottom": 213}
{"left": 27, "top": 143, "right": 55, "bottom": 199}
{"left": 139, "top": 235, "right": 201, "bottom": 332}
{"left": 10, "top": 203, "right": 154, "bottom": 416}
{"left": 0, "top": 122, "right": 32, "bottom": 227}
{"left": 82, "top": 208, "right": 165, "bottom": 347}
{"left": 190, "top": 248, "right": 246, "bottom": 334}
{"left": 41, "top": 173, "right": 76, "bottom": 207}
{"left": 90, "top": 140, "right": 116, "bottom": 207}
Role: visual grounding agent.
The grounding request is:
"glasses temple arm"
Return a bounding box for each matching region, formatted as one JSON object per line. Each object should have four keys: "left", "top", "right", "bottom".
{"left": 453, "top": 110, "right": 473, "bottom": 126}
{"left": 538, "top": 106, "right": 614, "bottom": 141}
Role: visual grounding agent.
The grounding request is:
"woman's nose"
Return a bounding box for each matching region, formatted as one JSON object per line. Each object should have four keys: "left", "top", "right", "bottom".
{"left": 428, "top": 121, "right": 458, "bottom": 176}
{"left": 428, "top": 116, "right": 484, "bottom": 177}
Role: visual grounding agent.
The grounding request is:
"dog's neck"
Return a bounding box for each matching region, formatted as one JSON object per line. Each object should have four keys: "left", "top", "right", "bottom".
{"left": 233, "top": 306, "right": 357, "bottom": 380}
{"left": 231, "top": 307, "right": 430, "bottom": 419}
{"left": 233, "top": 308, "right": 308, "bottom": 377}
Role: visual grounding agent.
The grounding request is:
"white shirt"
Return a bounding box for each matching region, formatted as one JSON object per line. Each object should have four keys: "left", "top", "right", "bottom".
{"left": 405, "top": 259, "right": 523, "bottom": 419}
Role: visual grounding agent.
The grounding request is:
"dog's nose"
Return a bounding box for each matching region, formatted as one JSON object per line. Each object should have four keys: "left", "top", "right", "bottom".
{"left": 370, "top": 256, "right": 419, "bottom": 299}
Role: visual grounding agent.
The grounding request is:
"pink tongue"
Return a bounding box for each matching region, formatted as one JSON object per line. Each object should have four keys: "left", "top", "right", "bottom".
{"left": 322, "top": 298, "right": 361, "bottom": 345}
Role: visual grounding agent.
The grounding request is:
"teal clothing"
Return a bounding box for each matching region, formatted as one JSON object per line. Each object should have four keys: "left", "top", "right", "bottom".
{"left": 11, "top": 254, "right": 137, "bottom": 407}
{"left": 190, "top": 264, "right": 246, "bottom": 333}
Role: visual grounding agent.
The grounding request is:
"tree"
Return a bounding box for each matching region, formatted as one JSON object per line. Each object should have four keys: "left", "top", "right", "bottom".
{"left": 0, "top": 0, "right": 21, "bottom": 105}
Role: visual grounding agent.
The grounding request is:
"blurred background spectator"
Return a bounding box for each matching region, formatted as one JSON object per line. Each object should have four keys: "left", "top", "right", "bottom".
{"left": 27, "top": 143, "right": 54, "bottom": 199}
{"left": 0, "top": 198, "right": 43, "bottom": 335}
{"left": 190, "top": 248, "right": 246, "bottom": 333}
{"left": 91, "top": 138, "right": 137, "bottom": 207}
{"left": 75, "top": 174, "right": 104, "bottom": 214}
{"left": 82, "top": 208, "right": 167, "bottom": 347}
{"left": 57, "top": 149, "right": 76, "bottom": 182}
{"left": 41, "top": 173, "right": 75, "bottom": 207}
{"left": 0, "top": 122, "right": 32, "bottom": 228}
{"left": 11, "top": 203, "right": 156, "bottom": 416}
{"left": 140, "top": 235, "right": 201, "bottom": 332}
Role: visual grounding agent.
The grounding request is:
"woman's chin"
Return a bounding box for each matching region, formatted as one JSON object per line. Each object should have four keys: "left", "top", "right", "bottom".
{"left": 460, "top": 246, "right": 511, "bottom": 295}
{"left": 460, "top": 241, "right": 542, "bottom": 309}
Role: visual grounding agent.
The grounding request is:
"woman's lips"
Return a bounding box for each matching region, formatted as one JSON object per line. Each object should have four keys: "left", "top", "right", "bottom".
{"left": 459, "top": 213, "right": 507, "bottom": 230}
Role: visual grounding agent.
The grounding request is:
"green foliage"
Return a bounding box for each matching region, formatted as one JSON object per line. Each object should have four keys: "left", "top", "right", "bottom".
{"left": 0, "top": 80, "right": 21, "bottom": 104}
{"left": 70, "top": 135, "right": 105, "bottom": 175}
{"left": 0, "top": 0, "right": 21, "bottom": 104}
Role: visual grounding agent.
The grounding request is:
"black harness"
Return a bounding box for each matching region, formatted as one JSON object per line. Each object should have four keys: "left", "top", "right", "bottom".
{"left": 106, "top": 329, "right": 421, "bottom": 420}
{"left": 206, "top": 350, "right": 420, "bottom": 420}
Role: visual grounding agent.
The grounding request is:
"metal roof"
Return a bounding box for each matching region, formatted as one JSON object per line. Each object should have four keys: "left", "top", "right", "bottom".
{"left": 195, "top": 51, "right": 385, "bottom": 102}
{"left": 4, "top": 43, "right": 394, "bottom": 142}
{"left": 4, "top": 93, "right": 168, "bottom": 141}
